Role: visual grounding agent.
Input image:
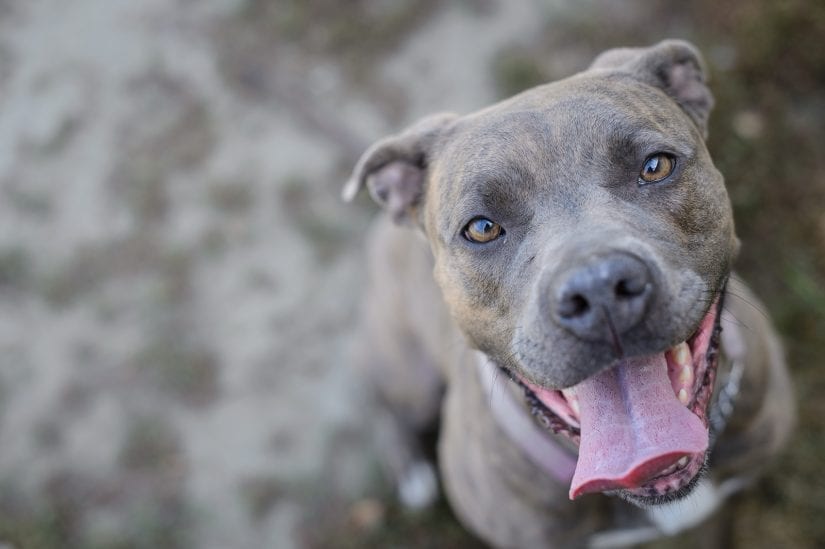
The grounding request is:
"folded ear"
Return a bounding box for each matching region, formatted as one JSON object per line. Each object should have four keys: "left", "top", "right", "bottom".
{"left": 590, "top": 39, "right": 714, "bottom": 137}
{"left": 342, "top": 112, "right": 457, "bottom": 224}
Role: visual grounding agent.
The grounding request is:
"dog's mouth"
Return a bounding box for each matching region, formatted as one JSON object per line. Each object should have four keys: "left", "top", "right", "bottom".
{"left": 516, "top": 295, "right": 723, "bottom": 503}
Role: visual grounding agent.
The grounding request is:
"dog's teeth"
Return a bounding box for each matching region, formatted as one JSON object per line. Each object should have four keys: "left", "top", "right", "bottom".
{"left": 569, "top": 397, "right": 580, "bottom": 417}
{"left": 678, "top": 364, "right": 694, "bottom": 387}
{"left": 561, "top": 389, "right": 581, "bottom": 417}
{"left": 672, "top": 341, "right": 691, "bottom": 366}
{"left": 677, "top": 456, "right": 689, "bottom": 468}
{"left": 678, "top": 388, "right": 690, "bottom": 405}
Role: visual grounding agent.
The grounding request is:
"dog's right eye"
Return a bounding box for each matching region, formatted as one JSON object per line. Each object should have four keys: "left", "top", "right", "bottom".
{"left": 639, "top": 153, "right": 676, "bottom": 184}
{"left": 463, "top": 217, "right": 504, "bottom": 244}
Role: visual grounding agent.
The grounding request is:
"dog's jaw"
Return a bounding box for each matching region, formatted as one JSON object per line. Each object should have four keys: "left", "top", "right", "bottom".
{"left": 511, "top": 292, "right": 724, "bottom": 504}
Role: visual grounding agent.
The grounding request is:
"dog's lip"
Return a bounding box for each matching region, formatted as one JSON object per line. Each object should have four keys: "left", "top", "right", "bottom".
{"left": 574, "top": 451, "right": 704, "bottom": 498}
{"left": 516, "top": 292, "right": 724, "bottom": 500}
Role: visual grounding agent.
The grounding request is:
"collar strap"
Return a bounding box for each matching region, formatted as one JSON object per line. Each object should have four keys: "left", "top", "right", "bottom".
{"left": 709, "top": 309, "right": 746, "bottom": 443}
{"left": 475, "top": 352, "right": 577, "bottom": 484}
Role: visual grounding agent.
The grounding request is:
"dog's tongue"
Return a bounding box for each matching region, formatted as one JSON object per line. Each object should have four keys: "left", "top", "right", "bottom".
{"left": 567, "top": 354, "right": 708, "bottom": 499}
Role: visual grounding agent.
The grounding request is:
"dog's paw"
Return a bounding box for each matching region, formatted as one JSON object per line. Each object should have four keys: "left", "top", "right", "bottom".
{"left": 398, "top": 461, "right": 439, "bottom": 509}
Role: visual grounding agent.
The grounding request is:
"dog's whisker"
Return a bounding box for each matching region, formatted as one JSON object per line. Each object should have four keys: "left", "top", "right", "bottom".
{"left": 489, "top": 364, "right": 508, "bottom": 408}
{"left": 724, "top": 290, "right": 770, "bottom": 321}
{"left": 720, "top": 307, "right": 751, "bottom": 332}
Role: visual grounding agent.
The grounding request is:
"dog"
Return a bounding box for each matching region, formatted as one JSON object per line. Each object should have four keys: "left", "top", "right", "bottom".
{"left": 343, "top": 40, "right": 795, "bottom": 547}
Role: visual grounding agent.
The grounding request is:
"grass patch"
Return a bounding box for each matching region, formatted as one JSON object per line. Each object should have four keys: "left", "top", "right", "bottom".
{"left": 298, "top": 493, "right": 485, "bottom": 549}
{"left": 491, "top": 46, "right": 548, "bottom": 98}
{"left": 0, "top": 247, "right": 31, "bottom": 292}
{"left": 279, "top": 176, "right": 353, "bottom": 263}
{"left": 238, "top": 0, "right": 443, "bottom": 60}
{"left": 132, "top": 339, "right": 221, "bottom": 408}
{"left": 208, "top": 181, "right": 254, "bottom": 215}
{"left": 239, "top": 476, "right": 285, "bottom": 522}
{"left": 119, "top": 416, "right": 182, "bottom": 473}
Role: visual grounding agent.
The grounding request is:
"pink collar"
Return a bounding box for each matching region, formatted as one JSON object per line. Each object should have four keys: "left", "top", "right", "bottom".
{"left": 475, "top": 352, "right": 577, "bottom": 484}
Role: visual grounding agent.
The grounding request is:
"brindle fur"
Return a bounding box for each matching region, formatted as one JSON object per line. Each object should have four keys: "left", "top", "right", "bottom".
{"left": 346, "top": 40, "right": 794, "bottom": 547}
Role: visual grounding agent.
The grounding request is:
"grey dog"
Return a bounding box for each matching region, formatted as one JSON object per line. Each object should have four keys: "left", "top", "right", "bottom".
{"left": 344, "top": 40, "right": 794, "bottom": 547}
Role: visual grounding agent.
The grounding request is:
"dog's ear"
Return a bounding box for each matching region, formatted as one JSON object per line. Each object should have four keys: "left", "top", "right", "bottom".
{"left": 342, "top": 112, "right": 457, "bottom": 224}
{"left": 590, "top": 40, "right": 714, "bottom": 137}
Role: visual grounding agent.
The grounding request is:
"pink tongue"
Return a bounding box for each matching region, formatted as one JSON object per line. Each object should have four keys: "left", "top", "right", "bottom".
{"left": 568, "top": 354, "right": 708, "bottom": 499}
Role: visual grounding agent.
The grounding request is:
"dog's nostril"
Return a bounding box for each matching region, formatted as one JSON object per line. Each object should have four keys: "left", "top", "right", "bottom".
{"left": 559, "top": 293, "right": 590, "bottom": 319}
{"left": 615, "top": 278, "right": 646, "bottom": 298}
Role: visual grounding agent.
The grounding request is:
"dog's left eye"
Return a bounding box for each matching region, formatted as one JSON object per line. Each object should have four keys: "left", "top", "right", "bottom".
{"left": 639, "top": 153, "right": 676, "bottom": 184}
{"left": 463, "top": 217, "right": 504, "bottom": 244}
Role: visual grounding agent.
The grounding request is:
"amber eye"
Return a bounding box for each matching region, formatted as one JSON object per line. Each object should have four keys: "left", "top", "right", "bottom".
{"left": 463, "top": 217, "right": 504, "bottom": 243}
{"left": 639, "top": 153, "right": 676, "bottom": 184}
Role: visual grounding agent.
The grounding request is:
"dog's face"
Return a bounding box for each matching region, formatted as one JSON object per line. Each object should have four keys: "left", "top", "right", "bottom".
{"left": 346, "top": 41, "right": 738, "bottom": 504}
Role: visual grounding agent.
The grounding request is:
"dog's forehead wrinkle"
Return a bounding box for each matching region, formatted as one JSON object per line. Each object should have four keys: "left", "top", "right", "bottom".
{"left": 437, "top": 93, "right": 697, "bottom": 207}
{"left": 433, "top": 158, "right": 547, "bottom": 240}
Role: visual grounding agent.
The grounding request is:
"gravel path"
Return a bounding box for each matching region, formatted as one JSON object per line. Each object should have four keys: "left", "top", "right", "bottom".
{"left": 0, "top": 1, "right": 554, "bottom": 546}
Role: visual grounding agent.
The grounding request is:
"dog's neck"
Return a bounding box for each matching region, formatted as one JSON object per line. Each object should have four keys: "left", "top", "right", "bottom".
{"left": 475, "top": 352, "right": 577, "bottom": 483}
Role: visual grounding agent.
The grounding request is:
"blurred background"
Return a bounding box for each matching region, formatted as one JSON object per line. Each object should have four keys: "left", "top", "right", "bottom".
{"left": 0, "top": 0, "right": 822, "bottom": 547}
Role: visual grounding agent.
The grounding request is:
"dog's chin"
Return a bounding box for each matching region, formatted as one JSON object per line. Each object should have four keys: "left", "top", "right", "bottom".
{"left": 507, "top": 292, "right": 724, "bottom": 504}
{"left": 611, "top": 458, "right": 708, "bottom": 506}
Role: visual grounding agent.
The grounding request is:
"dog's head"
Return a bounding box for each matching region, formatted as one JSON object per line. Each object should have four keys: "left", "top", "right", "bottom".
{"left": 345, "top": 40, "right": 738, "bottom": 504}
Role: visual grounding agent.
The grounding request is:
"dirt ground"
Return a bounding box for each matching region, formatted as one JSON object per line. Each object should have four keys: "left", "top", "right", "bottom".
{"left": 0, "top": 1, "right": 822, "bottom": 548}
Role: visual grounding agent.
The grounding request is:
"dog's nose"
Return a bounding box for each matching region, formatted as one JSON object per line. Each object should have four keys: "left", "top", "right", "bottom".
{"left": 553, "top": 253, "right": 653, "bottom": 341}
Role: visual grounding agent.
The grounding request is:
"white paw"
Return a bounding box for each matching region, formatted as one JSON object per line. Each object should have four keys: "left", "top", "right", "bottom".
{"left": 398, "top": 461, "right": 439, "bottom": 509}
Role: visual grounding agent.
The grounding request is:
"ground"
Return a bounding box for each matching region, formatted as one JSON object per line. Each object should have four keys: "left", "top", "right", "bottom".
{"left": 0, "top": 1, "right": 822, "bottom": 548}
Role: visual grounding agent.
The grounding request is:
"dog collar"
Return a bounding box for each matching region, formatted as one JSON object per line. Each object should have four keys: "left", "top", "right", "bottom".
{"left": 475, "top": 352, "right": 577, "bottom": 483}
{"left": 710, "top": 310, "right": 746, "bottom": 443}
